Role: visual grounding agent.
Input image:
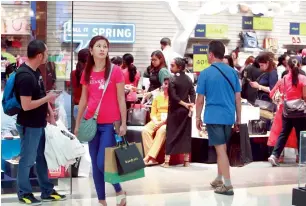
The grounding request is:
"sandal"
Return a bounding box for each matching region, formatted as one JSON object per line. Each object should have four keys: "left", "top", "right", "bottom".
{"left": 145, "top": 160, "right": 159, "bottom": 166}
{"left": 161, "top": 162, "right": 170, "bottom": 168}
{"left": 116, "top": 191, "right": 126, "bottom": 206}
{"left": 161, "top": 155, "right": 170, "bottom": 168}
{"left": 184, "top": 153, "right": 190, "bottom": 167}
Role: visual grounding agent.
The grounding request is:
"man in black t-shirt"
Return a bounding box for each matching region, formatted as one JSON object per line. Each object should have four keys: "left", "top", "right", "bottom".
{"left": 14, "top": 40, "right": 66, "bottom": 205}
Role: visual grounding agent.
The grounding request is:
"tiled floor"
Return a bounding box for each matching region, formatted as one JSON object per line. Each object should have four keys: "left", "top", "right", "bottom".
{"left": 1, "top": 162, "right": 301, "bottom": 206}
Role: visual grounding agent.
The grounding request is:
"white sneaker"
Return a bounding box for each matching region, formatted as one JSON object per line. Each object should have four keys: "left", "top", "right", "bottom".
{"left": 268, "top": 155, "right": 280, "bottom": 167}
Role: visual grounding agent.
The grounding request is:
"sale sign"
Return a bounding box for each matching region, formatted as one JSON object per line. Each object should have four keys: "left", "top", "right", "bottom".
{"left": 290, "top": 22, "right": 306, "bottom": 36}
{"left": 242, "top": 16, "right": 273, "bottom": 31}
{"left": 193, "top": 45, "right": 210, "bottom": 72}
{"left": 195, "top": 24, "right": 228, "bottom": 39}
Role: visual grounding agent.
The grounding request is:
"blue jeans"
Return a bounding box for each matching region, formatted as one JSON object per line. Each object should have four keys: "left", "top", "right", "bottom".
{"left": 16, "top": 124, "right": 54, "bottom": 198}
{"left": 89, "top": 124, "right": 122, "bottom": 200}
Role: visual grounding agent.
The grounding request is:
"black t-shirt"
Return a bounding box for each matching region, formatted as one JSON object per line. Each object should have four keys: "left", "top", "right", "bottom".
{"left": 15, "top": 63, "right": 48, "bottom": 128}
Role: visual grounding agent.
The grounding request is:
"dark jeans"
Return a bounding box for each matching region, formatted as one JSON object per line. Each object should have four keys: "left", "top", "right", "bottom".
{"left": 272, "top": 115, "right": 306, "bottom": 158}
{"left": 16, "top": 124, "right": 54, "bottom": 199}
{"left": 89, "top": 124, "right": 122, "bottom": 200}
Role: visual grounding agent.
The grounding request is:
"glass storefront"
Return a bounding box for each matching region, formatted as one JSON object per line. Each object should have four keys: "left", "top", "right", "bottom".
{"left": 1, "top": 1, "right": 73, "bottom": 196}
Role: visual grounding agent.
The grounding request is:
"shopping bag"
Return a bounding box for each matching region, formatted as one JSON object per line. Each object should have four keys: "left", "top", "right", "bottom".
{"left": 227, "top": 124, "right": 253, "bottom": 167}
{"left": 114, "top": 139, "right": 145, "bottom": 175}
{"left": 104, "top": 142, "right": 145, "bottom": 184}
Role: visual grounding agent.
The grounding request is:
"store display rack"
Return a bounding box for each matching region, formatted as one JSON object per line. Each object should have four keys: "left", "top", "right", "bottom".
{"left": 1, "top": 137, "right": 60, "bottom": 193}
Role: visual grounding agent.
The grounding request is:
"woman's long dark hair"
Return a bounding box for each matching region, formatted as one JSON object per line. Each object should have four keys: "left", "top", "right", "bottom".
{"left": 277, "top": 54, "right": 288, "bottom": 67}
{"left": 84, "top": 36, "right": 111, "bottom": 84}
{"left": 224, "top": 55, "right": 235, "bottom": 68}
{"left": 150, "top": 50, "right": 166, "bottom": 73}
{"left": 257, "top": 52, "right": 276, "bottom": 72}
{"left": 123, "top": 53, "right": 137, "bottom": 83}
{"left": 75, "top": 48, "right": 89, "bottom": 87}
{"left": 288, "top": 57, "right": 300, "bottom": 87}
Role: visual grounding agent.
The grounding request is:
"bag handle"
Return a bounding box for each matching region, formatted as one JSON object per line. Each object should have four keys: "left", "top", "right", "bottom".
{"left": 211, "top": 64, "right": 235, "bottom": 94}
{"left": 283, "top": 76, "right": 287, "bottom": 100}
{"left": 94, "top": 64, "right": 114, "bottom": 119}
{"left": 116, "top": 135, "right": 130, "bottom": 148}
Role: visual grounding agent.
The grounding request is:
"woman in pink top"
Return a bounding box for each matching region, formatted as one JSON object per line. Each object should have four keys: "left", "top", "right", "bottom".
{"left": 74, "top": 36, "right": 127, "bottom": 206}
{"left": 268, "top": 57, "right": 306, "bottom": 167}
{"left": 122, "top": 53, "right": 141, "bottom": 102}
{"left": 122, "top": 53, "right": 140, "bottom": 86}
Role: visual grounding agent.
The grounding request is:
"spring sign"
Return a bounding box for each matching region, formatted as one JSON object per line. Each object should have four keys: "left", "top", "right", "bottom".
{"left": 63, "top": 22, "right": 135, "bottom": 51}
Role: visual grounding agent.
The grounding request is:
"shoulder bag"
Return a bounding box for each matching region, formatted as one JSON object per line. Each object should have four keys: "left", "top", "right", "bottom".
{"left": 283, "top": 77, "right": 306, "bottom": 118}
{"left": 211, "top": 65, "right": 235, "bottom": 93}
{"left": 253, "top": 72, "right": 276, "bottom": 116}
{"left": 77, "top": 64, "right": 114, "bottom": 142}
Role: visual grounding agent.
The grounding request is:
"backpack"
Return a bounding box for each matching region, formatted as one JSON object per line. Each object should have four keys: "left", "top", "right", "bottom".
{"left": 2, "top": 68, "right": 37, "bottom": 116}
{"left": 239, "top": 31, "right": 259, "bottom": 48}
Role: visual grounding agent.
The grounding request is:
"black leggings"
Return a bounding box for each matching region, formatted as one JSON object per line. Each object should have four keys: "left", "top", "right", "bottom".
{"left": 272, "top": 115, "right": 306, "bottom": 159}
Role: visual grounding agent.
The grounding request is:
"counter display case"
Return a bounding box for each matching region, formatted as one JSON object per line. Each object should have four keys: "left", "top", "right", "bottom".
{"left": 292, "top": 131, "right": 306, "bottom": 206}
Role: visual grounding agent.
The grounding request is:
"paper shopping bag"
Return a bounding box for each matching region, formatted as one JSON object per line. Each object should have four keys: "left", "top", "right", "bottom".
{"left": 104, "top": 142, "right": 145, "bottom": 184}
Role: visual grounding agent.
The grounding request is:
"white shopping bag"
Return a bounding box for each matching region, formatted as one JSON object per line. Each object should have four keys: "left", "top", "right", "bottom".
{"left": 44, "top": 121, "right": 86, "bottom": 170}
{"left": 44, "top": 126, "right": 60, "bottom": 170}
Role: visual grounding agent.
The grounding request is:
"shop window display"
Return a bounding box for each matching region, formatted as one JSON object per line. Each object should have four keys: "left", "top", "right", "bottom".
{"left": 1, "top": 1, "right": 74, "bottom": 197}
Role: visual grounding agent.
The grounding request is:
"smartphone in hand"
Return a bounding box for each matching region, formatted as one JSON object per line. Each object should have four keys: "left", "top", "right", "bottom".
{"left": 48, "top": 90, "right": 63, "bottom": 94}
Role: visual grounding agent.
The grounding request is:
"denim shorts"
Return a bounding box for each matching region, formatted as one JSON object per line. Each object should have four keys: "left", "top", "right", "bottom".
{"left": 206, "top": 124, "right": 232, "bottom": 146}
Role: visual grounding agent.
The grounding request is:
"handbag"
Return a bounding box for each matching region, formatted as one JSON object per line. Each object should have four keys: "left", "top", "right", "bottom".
{"left": 114, "top": 136, "right": 145, "bottom": 175}
{"left": 254, "top": 73, "right": 276, "bottom": 119}
{"left": 77, "top": 64, "right": 114, "bottom": 142}
{"left": 283, "top": 77, "right": 306, "bottom": 118}
{"left": 227, "top": 124, "right": 253, "bottom": 167}
{"left": 127, "top": 104, "right": 149, "bottom": 126}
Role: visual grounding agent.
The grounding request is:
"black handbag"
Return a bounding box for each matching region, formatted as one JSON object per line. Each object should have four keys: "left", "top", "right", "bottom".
{"left": 228, "top": 124, "right": 253, "bottom": 167}
{"left": 283, "top": 77, "right": 306, "bottom": 118}
{"left": 254, "top": 73, "right": 276, "bottom": 113}
{"left": 114, "top": 136, "right": 145, "bottom": 175}
{"left": 127, "top": 104, "right": 149, "bottom": 126}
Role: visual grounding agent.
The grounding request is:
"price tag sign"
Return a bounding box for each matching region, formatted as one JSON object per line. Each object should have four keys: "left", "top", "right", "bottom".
{"left": 193, "top": 45, "right": 210, "bottom": 72}
{"left": 242, "top": 16, "right": 273, "bottom": 31}
{"left": 290, "top": 22, "right": 306, "bottom": 36}
{"left": 253, "top": 17, "right": 273, "bottom": 31}
{"left": 195, "top": 24, "right": 228, "bottom": 38}
{"left": 300, "top": 23, "right": 306, "bottom": 36}
{"left": 206, "top": 24, "right": 228, "bottom": 38}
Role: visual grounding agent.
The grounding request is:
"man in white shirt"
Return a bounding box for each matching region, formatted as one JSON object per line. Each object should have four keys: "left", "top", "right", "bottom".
{"left": 160, "top": 37, "right": 182, "bottom": 71}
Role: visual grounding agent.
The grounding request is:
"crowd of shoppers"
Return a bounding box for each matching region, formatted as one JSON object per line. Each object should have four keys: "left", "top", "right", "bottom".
{"left": 6, "top": 34, "right": 306, "bottom": 205}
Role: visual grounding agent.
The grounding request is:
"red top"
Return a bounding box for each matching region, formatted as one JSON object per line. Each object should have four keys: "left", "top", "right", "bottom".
{"left": 122, "top": 68, "right": 141, "bottom": 87}
{"left": 71, "top": 70, "right": 82, "bottom": 105}
{"left": 81, "top": 65, "right": 124, "bottom": 124}
{"left": 271, "top": 72, "right": 306, "bottom": 101}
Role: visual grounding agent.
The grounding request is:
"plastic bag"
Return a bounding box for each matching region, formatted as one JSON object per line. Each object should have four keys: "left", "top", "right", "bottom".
{"left": 44, "top": 120, "right": 86, "bottom": 170}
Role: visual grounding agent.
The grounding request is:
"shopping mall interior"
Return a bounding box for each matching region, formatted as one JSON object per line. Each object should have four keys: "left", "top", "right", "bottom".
{"left": 1, "top": 1, "right": 306, "bottom": 206}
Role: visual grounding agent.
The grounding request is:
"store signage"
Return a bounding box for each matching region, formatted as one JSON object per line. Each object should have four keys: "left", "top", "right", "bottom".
{"left": 195, "top": 24, "right": 228, "bottom": 38}
{"left": 63, "top": 22, "right": 136, "bottom": 51}
{"left": 242, "top": 16, "right": 273, "bottom": 31}
{"left": 193, "top": 45, "right": 210, "bottom": 72}
{"left": 290, "top": 22, "right": 306, "bottom": 36}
